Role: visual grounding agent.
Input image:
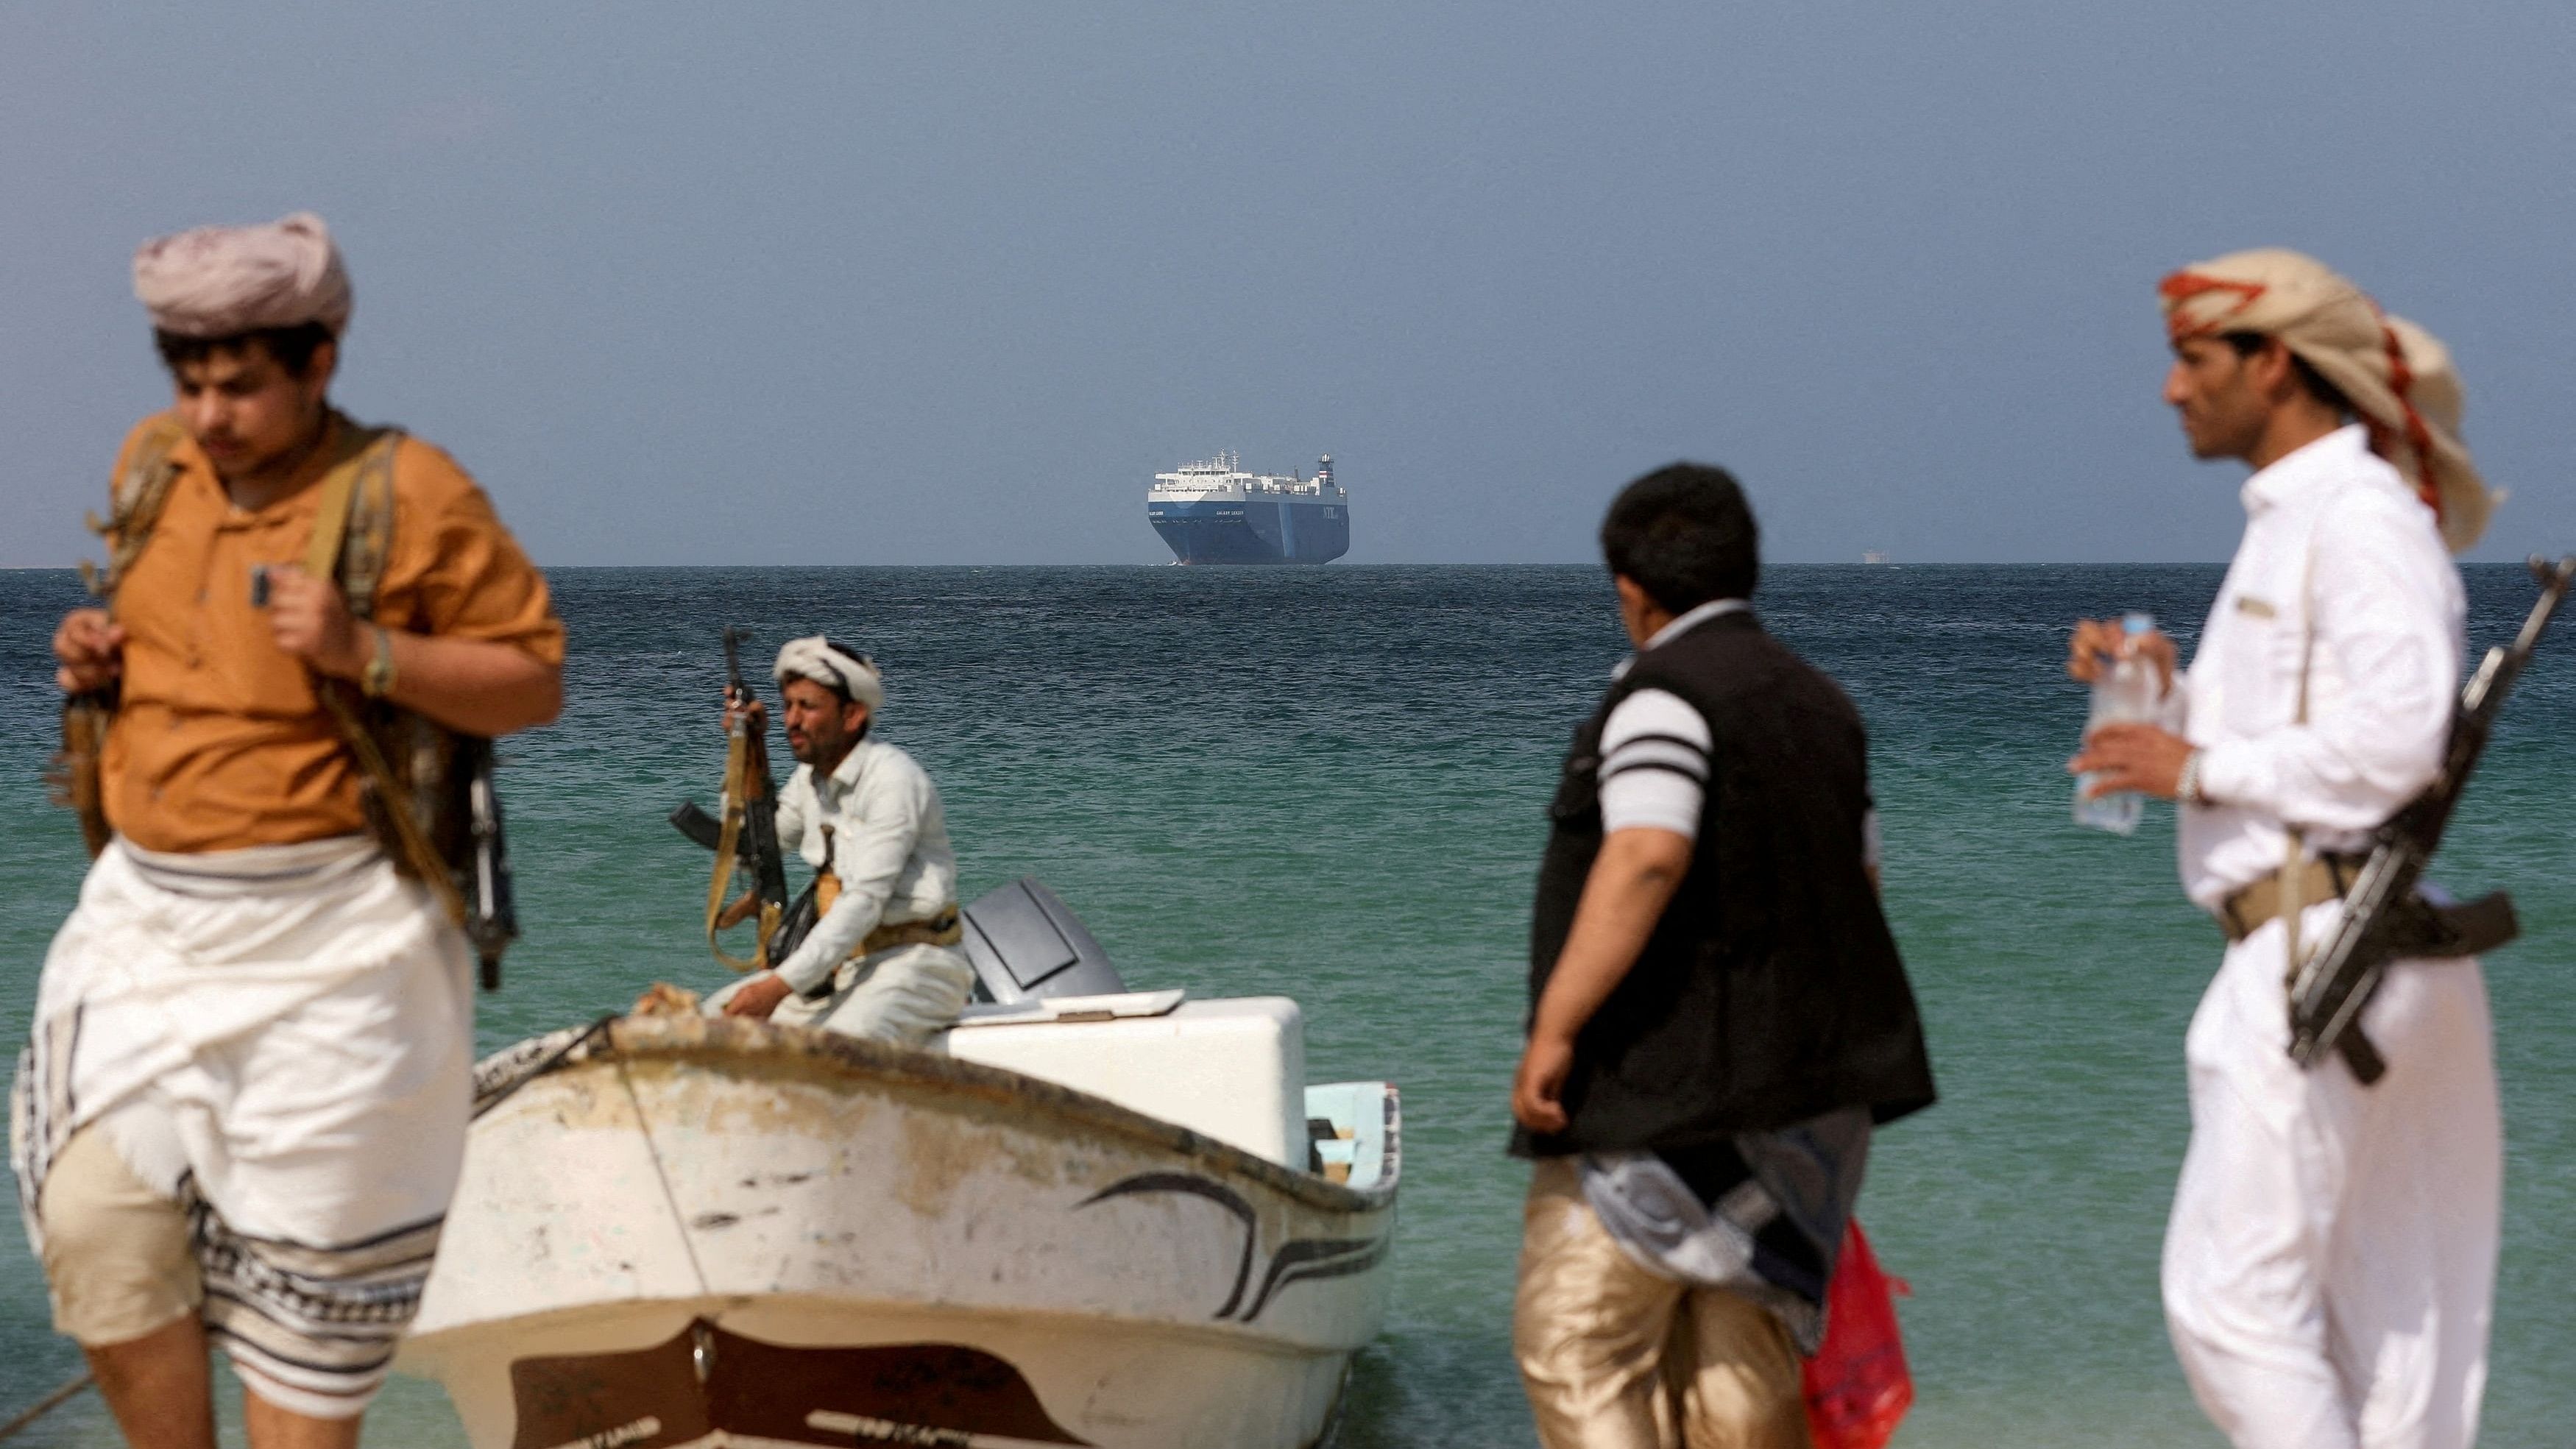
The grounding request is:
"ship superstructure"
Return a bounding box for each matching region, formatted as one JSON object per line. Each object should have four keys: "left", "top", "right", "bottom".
{"left": 1147, "top": 452, "right": 1351, "bottom": 564}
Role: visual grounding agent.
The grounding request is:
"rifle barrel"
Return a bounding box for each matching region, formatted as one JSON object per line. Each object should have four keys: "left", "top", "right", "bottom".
{"left": 722, "top": 626, "right": 750, "bottom": 699}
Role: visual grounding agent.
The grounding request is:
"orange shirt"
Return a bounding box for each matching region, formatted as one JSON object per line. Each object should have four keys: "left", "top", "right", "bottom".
{"left": 100, "top": 411, "right": 567, "bottom": 854}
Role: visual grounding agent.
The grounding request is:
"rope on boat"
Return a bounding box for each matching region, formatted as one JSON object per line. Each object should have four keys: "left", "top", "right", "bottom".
{"left": 471, "top": 1013, "right": 619, "bottom": 1120}
{"left": 0, "top": 1372, "right": 93, "bottom": 1441}
{"left": 614, "top": 1052, "right": 714, "bottom": 1298}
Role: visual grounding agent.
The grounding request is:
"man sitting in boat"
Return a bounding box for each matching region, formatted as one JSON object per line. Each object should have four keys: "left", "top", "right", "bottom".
{"left": 707, "top": 637, "right": 976, "bottom": 1042}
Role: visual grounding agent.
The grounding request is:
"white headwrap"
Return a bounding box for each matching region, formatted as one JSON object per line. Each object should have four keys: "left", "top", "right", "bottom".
{"left": 774, "top": 636, "right": 882, "bottom": 709}
{"left": 132, "top": 212, "right": 353, "bottom": 339}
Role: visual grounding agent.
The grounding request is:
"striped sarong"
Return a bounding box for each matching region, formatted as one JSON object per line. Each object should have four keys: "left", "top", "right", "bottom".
{"left": 10, "top": 836, "right": 472, "bottom": 1417}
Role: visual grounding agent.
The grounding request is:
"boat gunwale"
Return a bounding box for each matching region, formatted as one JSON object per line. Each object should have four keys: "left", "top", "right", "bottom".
{"left": 535, "top": 1015, "right": 1400, "bottom": 1214}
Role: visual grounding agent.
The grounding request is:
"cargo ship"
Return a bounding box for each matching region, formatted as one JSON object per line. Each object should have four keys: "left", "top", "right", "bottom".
{"left": 1148, "top": 452, "right": 1350, "bottom": 564}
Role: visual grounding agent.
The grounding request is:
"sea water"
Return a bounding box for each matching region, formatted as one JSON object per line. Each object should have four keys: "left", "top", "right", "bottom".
{"left": 3, "top": 564, "right": 2571, "bottom": 1448}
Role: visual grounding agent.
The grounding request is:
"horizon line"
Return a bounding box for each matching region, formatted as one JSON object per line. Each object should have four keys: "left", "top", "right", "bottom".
{"left": 0, "top": 559, "right": 2260, "bottom": 573}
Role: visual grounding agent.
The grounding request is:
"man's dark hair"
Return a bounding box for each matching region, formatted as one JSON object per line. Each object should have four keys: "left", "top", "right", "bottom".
{"left": 2221, "top": 330, "right": 2351, "bottom": 417}
{"left": 1599, "top": 463, "right": 1760, "bottom": 613}
{"left": 153, "top": 322, "right": 335, "bottom": 378}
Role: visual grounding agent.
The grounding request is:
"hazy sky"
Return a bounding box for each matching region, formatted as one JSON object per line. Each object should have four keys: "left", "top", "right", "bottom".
{"left": 4, "top": 4, "right": 2570, "bottom": 567}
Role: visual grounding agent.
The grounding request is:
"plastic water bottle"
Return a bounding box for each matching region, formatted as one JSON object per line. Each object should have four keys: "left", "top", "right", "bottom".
{"left": 2074, "top": 612, "right": 2159, "bottom": 835}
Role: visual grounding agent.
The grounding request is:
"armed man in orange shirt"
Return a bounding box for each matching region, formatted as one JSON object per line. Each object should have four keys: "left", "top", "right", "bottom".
{"left": 15, "top": 214, "right": 565, "bottom": 1449}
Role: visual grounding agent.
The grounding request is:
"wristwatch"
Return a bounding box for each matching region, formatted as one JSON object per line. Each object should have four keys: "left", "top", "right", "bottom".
{"left": 2176, "top": 748, "right": 2207, "bottom": 807}
{"left": 361, "top": 625, "right": 398, "bottom": 699}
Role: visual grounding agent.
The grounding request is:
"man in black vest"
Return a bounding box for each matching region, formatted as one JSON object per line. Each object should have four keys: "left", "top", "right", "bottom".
{"left": 1510, "top": 464, "right": 1936, "bottom": 1449}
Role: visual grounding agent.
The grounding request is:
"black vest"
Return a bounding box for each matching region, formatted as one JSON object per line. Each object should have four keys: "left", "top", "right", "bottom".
{"left": 1516, "top": 611, "right": 1936, "bottom": 1157}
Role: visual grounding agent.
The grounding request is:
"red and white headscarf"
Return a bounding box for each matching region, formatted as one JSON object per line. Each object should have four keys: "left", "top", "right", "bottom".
{"left": 2159, "top": 248, "right": 2492, "bottom": 553}
{"left": 132, "top": 212, "right": 353, "bottom": 340}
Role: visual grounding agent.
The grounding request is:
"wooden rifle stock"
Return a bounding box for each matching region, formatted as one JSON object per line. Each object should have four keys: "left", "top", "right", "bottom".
{"left": 703, "top": 628, "right": 793, "bottom": 971}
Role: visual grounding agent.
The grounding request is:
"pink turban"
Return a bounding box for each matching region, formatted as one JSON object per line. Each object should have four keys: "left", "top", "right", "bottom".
{"left": 2159, "top": 248, "right": 2492, "bottom": 553}
{"left": 132, "top": 212, "right": 353, "bottom": 339}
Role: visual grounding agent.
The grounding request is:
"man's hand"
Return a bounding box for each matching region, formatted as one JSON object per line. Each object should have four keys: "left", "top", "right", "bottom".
{"left": 2066, "top": 617, "right": 2177, "bottom": 695}
{"left": 722, "top": 971, "right": 795, "bottom": 1021}
{"left": 266, "top": 564, "right": 369, "bottom": 679}
{"left": 1512, "top": 1032, "right": 1577, "bottom": 1134}
{"left": 2070, "top": 722, "right": 2193, "bottom": 800}
{"left": 54, "top": 608, "right": 126, "bottom": 693}
{"left": 1507, "top": 827, "right": 1693, "bottom": 1138}
{"left": 723, "top": 690, "right": 767, "bottom": 736}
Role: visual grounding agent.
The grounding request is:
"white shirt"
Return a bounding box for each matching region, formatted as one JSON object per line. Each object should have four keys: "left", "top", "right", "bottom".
{"left": 1596, "top": 598, "right": 1882, "bottom": 868}
{"left": 768, "top": 737, "right": 960, "bottom": 994}
{"left": 2173, "top": 425, "right": 2464, "bottom": 910}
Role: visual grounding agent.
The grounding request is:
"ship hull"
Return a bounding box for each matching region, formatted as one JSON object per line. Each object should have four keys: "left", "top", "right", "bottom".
{"left": 1149, "top": 499, "right": 1349, "bottom": 565}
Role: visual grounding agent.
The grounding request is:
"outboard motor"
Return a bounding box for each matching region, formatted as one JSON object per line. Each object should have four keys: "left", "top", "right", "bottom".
{"left": 958, "top": 878, "right": 1128, "bottom": 1004}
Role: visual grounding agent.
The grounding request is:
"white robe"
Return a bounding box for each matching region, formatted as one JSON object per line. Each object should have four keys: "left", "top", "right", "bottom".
{"left": 2159, "top": 426, "right": 2499, "bottom": 1449}
{"left": 2164, "top": 901, "right": 2498, "bottom": 1449}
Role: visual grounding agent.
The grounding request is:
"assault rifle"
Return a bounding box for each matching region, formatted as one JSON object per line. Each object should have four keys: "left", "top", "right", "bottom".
{"left": 2287, "top": 555, "right": 2576, "bottom": 1083}
{"left": 669, "top": 628, "right": 799, "bottom": 968}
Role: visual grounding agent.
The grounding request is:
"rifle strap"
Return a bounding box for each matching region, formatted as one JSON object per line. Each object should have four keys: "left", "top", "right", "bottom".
{"left": 2268, "top": 519, "right": 2393, "bottom": 1083}
{"left": 60, "top": 418, "right": 190, "bottom": 857}
{"left": 300, "top": 428, "right": 467, "bottom": 929}
{"left": 815, "top": 826, "right": 841, "bottom": 918}
{"left": 2280, "top": 529, "right": 2321, "bottom": 988}
{"left": 316, "top": 682, "right": 468, "bottom": 929}
{"left": 81, "top": 415, "right": 191, "bottom": 606}
{"left": 2277, "top": 832, "right": 2310, "bottom": 978}
{"left": 703, "top": 729, "right": 779, "bottom": 973}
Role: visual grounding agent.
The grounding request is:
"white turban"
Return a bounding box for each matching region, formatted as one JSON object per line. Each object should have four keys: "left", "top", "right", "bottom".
{"left": 132, "top": 212, "right": 353, "bottom": 339}
{"left": 2159, "top": 248, "right": 2492, "bottom": 553}
{"left": 774, "top": 636, "right": 882, "bottom": 709}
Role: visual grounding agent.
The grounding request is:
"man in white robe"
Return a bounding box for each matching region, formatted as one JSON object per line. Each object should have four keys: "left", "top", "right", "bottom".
{"left": 2070, "top": 249, "right": 2502, "bottom": 1449}
{"left": 707, "top": 637, "right": 975, "bottom": 1044}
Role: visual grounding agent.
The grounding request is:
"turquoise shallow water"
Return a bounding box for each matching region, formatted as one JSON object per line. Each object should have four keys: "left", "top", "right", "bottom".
{"left": 2, "top": 564, "right": 2571, "bottom": 1447}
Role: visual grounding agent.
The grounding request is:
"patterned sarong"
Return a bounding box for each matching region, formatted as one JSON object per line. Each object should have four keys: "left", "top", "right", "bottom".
{"left": 10, "top": 836, "right": 472, "bottom": 1417}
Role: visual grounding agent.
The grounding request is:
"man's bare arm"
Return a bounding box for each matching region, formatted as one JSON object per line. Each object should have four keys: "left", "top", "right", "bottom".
{"left": 269, "top": 564, "right": 562, "bottom": 737}
{"left": 1510, "top": 826, "right": 1693, "bottom": 1133}
{"left": 365, "top": 631, "right": 562, "bottom": 737}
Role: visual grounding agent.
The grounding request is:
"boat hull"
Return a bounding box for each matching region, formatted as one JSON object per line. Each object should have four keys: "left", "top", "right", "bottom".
{"left": 398, "top": 1017, "right": 1397, "bottom": 1449}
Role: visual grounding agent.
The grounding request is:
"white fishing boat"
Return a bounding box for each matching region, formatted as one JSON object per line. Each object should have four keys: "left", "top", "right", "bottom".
{"left": 397, "top": 882, "right": 1399, "bottom": 1449}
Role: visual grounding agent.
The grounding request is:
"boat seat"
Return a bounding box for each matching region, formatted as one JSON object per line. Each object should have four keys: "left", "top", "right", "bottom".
{"left": 959, "top": 877, "right": 1128, "bottom": 1005}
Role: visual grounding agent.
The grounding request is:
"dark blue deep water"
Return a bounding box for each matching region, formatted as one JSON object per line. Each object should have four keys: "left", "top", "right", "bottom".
{"left": 4, "top": 564, "right": 2571, "bottom": 1446}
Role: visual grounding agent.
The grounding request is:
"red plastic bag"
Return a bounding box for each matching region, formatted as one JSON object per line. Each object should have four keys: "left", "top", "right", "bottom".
{"left": 1802, "top": 1219, "right": 1914, "bottom": 1449}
